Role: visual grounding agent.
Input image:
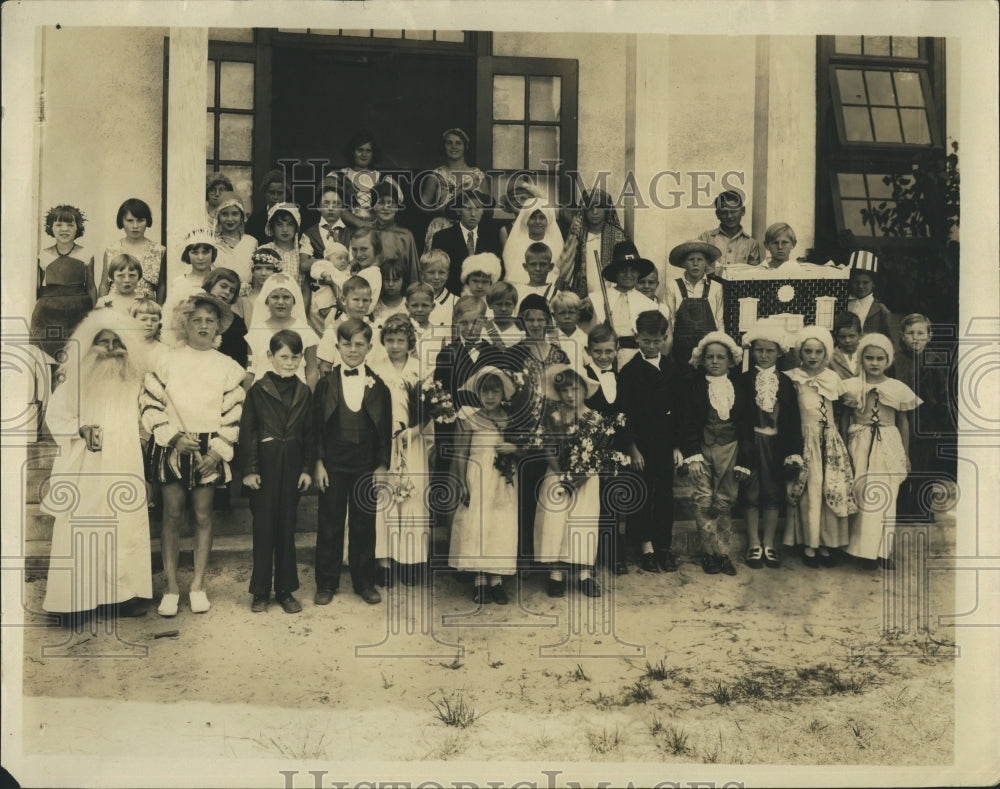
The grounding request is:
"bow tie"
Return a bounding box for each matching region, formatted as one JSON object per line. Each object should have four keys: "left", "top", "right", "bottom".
{"left": 344, "top": 368, "right": 360, "bottom": 377}
{"left": 598, "top": 368, "right": 614, "bottom": 375}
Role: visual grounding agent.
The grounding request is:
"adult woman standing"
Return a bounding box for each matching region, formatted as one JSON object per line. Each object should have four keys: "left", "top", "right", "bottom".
{"left": 420, "top": 128, "right": 489, "bottom": 252}
{"left": 327, "top": 130, "right": 384, "bottom": 230}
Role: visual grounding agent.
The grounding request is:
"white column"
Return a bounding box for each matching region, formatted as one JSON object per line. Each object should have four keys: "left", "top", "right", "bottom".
{"left": 631, "top": 35, "right": 672, "bottom": 282}
{"left": 165, "top": 28, "right": 208, "bottom": 285}
{"left": 762, "top": 36, "right": 816, "bottom": 253}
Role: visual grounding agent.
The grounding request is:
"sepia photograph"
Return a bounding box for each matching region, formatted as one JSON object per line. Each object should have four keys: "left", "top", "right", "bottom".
{"left": 1, "top": 2, "right": 997, "bottom": 787}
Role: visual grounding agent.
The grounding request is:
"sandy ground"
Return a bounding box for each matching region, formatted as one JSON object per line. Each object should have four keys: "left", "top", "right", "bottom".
{"left": 17, "top": 517, "right": 956, "bottom": 773}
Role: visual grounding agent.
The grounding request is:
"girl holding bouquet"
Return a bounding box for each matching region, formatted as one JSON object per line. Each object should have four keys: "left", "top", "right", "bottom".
{"left": 371, "top": 314, "right": 431, "bottom": 587}
{"left": 535, "top": 364, "right": 611, "bottom": 598}
{"left": 448, "top": 366, "right": 520, "bottom": 605}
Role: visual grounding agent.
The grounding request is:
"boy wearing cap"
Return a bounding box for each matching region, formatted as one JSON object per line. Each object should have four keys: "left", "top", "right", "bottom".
{"left": 665, "top": 241, "right": 724, "bottom": 367}
{"left": 846, "top": 250, "right": 892, "bottom": 337}
{"left": 590, "top": 241, "right": 661, "bottom": 367}
{"left": 697, "top": 190, "right": 766, "bottom": 270}
{"left": 430, "top": 190, "right": 505, "bottom": 296}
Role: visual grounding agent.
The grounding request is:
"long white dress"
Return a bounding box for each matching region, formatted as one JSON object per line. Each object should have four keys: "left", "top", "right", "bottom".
{"left": 534, "top": 409, "right": 601, "bottom": 566}
{"left": 42, "top": 372, "right": 152, "bottom": 612}
{"left": 448, "top": 407, "right": 518, "bottom": 575}
{"left": 843, "top": 377, "right": 921, "bottom": 560}
{"left": 372, "top": 356, "right": 430, "bottom": 564}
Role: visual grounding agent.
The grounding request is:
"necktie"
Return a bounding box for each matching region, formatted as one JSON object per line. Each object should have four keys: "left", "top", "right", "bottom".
{"left": 466, "top": 231, "right": 475, "bottom": 257}
{"left": 344, "top": 368, "right": 360, "bottom": 377}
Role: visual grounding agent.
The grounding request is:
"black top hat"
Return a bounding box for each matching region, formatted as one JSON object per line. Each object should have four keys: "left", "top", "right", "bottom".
{"left": 602, "top": 241, "right": 656, "bottom": 282}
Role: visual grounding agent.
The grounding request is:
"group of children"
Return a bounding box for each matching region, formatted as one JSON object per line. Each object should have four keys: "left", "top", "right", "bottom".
{"left": 34, "top": 184, "right": 953, "bottom": 620}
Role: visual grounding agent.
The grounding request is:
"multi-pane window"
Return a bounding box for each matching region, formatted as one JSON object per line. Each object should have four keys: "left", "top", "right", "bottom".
{"left": 275, "top": 29, "right": 467, "bottom": 43}
{"left": 491, "top": 74, "right": 562, "bottom": 170}
{"left": 206, "top": 57, "right": 255, "bottom": 197}
{"left": 816, "top": 36, "right": 945, "bottom": 246}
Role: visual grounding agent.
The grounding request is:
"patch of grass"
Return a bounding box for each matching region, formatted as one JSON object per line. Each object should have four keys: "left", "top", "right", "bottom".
{"left": 648, "top": 715, "right": 664, "bottom": 736}
{"left": 623, "top": 680, "right": 653, "bottom": 705}
{"left": 662, "top": 724, "right": 691, "bottom": 756}
{"left": 429, "top": 692, "right": 482, "bottom": 728}
{"left": 587, "top": 726, "right": 624, "bottom": 755}
{"left": 806, "top": 718, "right": 829, "bottom": 734}
{"left": 642, "top": 658, "right": 670, "bottom": 681}
{"left": 434, "top": 732, "right": 466, "bottom": 760}
{"left": 709, "top": 681, "right": 733, "bottom": 705}
{"left": 247, "top": 729, "right": 329, "bottom": 760}
{"left": 589, "top": 691, "right": 617, "bottom": 710}
{"left": 570, "top": 663, "right": 591, "bottom": 682}
{"left": 735, "top": 677, "right": 765, "bottom": 699}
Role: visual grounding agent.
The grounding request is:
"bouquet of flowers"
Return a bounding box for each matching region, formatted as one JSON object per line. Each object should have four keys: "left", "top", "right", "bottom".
{"left": 493, "top": 370, "right": 545, "bottom": 486}
{"left": 413, "top": 376, "right": 457, "bottom": 426}
{"left": 557, "top": 410, "right": 630, "bottom": 485}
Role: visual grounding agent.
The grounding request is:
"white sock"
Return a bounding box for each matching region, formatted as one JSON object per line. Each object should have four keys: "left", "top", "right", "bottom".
{"left": 549, "top": 570, "right": 564, "bottom": 582}
{"left": 641, "top": 541, "right": 654, "bottom": 555}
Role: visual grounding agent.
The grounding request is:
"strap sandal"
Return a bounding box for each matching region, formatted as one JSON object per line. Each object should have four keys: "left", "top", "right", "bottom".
{"left": 745, "top": 546, "right": 764, "bottom": 569}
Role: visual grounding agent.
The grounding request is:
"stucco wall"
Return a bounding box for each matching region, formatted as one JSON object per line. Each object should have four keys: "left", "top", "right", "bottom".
{"left": 37, "top": 26, "right": 166, "bottom": 265}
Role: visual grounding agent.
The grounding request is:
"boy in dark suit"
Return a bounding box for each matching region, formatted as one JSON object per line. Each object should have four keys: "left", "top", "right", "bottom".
{"left": 313, "top": 319, "right": 392, "bottom": 606}
{"left": 430, "top": 190, "right": 505, "bottom": 296}
{"left": 617, "top": 310, "right": 684, "bottom": 573}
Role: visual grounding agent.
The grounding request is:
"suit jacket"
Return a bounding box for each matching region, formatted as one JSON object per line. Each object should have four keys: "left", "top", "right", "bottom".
{"left": 678, "top": 373, "right": 755, "bottom": 470}
{"left": 735, "top": 367, "right": 803, "bottom": 462}
{"left": 851, "top": 298, "right": 892, "bottom": 337}
{"left": 433, "top": 338, "right": 505, "bottom": 409}
{"left": 239, "top": 372, "right": 315, "bottom": 475}
{"left": 583, "top": 362, "right": 621, "bottom": 420}
{"left": 617, "top": 353, "right": 680, "bottom": 458}
{"left": 313, "top": 364, "right": 392, "bottom": 471}
{"left": 302, "top": 222, "right": 349, "bottom": 260}
{"left": 431, "top": 220, "right": 505, "bottom": 296}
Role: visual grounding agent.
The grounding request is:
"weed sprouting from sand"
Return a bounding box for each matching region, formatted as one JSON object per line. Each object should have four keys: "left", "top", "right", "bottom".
{"left": 623, "top": 680, "right": 653, "bottom": 705}
{"left": 435, "top": 732, "right": 466, "bottom": 759}
{"left": 587, "top": 726, "right": 624, "bottom": 755}
{"left": 570, "top": 663, "right": 590, "bottom": 682}
{"left": 589, "top": 691, "right": 617, "bottom": 710}
{"left": 430, "top": 692, "right": 482, "bottom": 728}
{"left": 807, "top": 718, "right": 829, "bottom": 734}
{"left": 247, "top": 729, "right": 329, "bottom": 760}
{"left": 709, "top": 681, "right": 733, "bottom": 705}
{"left": 642, "top": 658, "right": 670, "bottom": 680}
{"left": 662, "top": 724, "right": 691, "bottom": 756}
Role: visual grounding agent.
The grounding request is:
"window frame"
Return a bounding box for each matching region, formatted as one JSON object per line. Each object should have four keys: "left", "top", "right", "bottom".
{"left": 814, "top": 35, "right": 946, "bottom": 253}
{"left": 476, "top": 54, "right": 579, "bottom": 203}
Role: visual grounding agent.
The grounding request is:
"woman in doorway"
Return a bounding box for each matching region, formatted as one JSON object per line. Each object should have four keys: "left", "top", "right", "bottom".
{"left": 420, "top": 127, "right": 489, "bottom": 252}
{"left": 328, "top": 129, "right": 384, "bottom": 230}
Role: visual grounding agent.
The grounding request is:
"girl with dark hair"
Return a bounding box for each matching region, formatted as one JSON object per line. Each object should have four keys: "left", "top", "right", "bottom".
{"left": 99, "top": 198, "right": 167, "bottom": 303}
{"left": 420, "top": 127, "right": 489, "bottom": 251}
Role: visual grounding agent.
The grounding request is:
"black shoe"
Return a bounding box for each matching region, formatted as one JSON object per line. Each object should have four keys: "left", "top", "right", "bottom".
{"left": 878, "top": 557, "right": 896, "bottom": 571}
{"left": 639, "top": 553, "right": 661, "bottom": 573}
{"left": 401, "top": 565, "right": 419, "bottom": 586}
{"left": 115, "top": 597, "right": 148, "bottom": 617}
{"left": 762, "top": 547, "right": 781, "bottom": 568}
{"left": 717, "top": 555, "right": 737, "bottom": 576}
{"left": 701, "top": 554, "right": 721, "bottom": 574}
{"left": 376, "top": 566, "right": 394, "bottom": 589}
{"left": 314, "top": 588, "right": 335, "bottom": 606}
{"left": 802, "top": 551, "right": 820, "bottom": 568}
{"left": 546, "top": 578, "right": 566, "bottom": 598}
{"left": 859, "top": 558, "right": 879, "bottom": 571}
{"left": 491, "top": 585, "right": 509, "bottom": 605}
{"left": 472, "top": 585, "right": 489, "bottom": 605}
{"left": 251, "top": 594, "right": 269, "bottom": 613}
{"left": 657, "top": 551, "right": 678, "bottom": 573}
{"left": 578, "top": 577, "right": 602, "bottom": 597}
{"left": 358, "top": 586, "right": 382, "bottom": 605}
{"left": 615, "top": 558, "right": 629, "bottom": 575}
{"left": 745, "top": 546, "right": 764, "bottom": 569}
{"left": 818, "top": 549, "right": 837, "bottom": 568}
{"left": 276, "top": 594, "right": 302, "bottom": 614}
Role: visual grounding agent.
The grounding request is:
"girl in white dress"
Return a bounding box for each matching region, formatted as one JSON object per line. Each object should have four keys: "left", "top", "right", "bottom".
{"left": 371, "top": 314, "right": 431, "bottom": 586}
{"left": 448, "top": 366, "right": 519, "bottom": 605}
{"left": 841, "top": 333, "right": 921, "bottom": 569}
{"left": 534, "top": 364, "right": 603, "bottom": 598}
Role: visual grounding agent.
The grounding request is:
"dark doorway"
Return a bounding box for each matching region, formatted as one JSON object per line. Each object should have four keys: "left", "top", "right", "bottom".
{"left": 271, "top": 46, "right": 477, "bottom": 237}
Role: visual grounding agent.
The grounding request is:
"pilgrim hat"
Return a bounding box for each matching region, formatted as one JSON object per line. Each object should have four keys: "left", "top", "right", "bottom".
{"left": 602, "top": 241, "right": 656, "bottom": 282}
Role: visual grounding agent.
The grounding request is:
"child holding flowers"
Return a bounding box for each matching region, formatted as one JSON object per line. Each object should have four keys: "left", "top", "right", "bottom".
{"left": 448, "top": 366, "right": 520, "bottom": 605}
{"left": 370, "top": 314, "right": 431, "bottom": 587}
{"left": 535, "top": 364, "right": 629, "bottom": 598}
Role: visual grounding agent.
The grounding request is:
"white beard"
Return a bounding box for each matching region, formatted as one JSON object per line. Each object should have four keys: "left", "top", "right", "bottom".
{"left": 79, "top": 349, "right": 144, "bottom": 411}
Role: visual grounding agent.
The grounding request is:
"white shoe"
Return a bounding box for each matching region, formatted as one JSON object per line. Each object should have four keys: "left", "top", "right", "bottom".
{"left": 189, "top": 590, "right": 211, "bottom": 613}
{"left": 157, "top": 593, "right": 180, "bottom": 617}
